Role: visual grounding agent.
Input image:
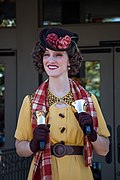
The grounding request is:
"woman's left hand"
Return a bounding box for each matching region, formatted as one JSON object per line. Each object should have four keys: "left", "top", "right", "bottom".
{"left": 74, "top": 112, "right": 97, "bottom": 142}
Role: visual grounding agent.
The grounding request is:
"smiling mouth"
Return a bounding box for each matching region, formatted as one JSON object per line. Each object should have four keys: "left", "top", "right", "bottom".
{"left": 48, "top": 65, "right": 58, "bottom": 69}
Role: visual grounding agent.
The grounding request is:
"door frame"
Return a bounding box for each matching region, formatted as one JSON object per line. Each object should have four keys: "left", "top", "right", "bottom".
{"left": 114, "top": 46, "right": 120, "bottom": 180}
{"left": 0, "top": 50, "right": 17, "bottom": 149}
{"left": 80, "top": 46, "right": 114, "bottom": 180}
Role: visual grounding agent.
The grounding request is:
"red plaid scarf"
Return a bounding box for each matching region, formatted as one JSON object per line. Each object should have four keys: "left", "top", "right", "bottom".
{"left": 31, "top": 80, "right": 52, "bottom": 180}
{"left": 31, "top": 78, "right": 98, "bottom": 179}
{"left": 69, "top": 79, "right": 98, "bottom": 166}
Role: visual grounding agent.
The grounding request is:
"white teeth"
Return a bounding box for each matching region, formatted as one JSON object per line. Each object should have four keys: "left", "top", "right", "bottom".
{"left": 48, "top": 65, "right": 58, "bottom": 69}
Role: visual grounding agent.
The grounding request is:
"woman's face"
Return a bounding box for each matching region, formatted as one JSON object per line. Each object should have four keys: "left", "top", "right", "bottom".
{"left": 43, "top": 48, "right": 70, "bottom": 78}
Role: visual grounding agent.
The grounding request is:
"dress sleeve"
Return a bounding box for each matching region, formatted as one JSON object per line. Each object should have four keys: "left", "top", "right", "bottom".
{"left": 91, "top": 94, "right": 110, "bottom": 137}
{"left": 14, "top": 95, "right": 33, "bottom": 141}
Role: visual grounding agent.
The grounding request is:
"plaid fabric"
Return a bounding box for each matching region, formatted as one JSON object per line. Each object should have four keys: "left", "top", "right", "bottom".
{"left": 31, "top": 80, "right": 52, "bottom": 180}
{"left": 31, "top": 78, "right": 98, "bottom": 179}
{"left": 69, "top": 78, "right": 98, "bottom": 166}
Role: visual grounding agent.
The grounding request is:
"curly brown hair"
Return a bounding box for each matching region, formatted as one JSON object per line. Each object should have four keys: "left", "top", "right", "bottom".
{"left": 32, "top": 41, "right": 83, "bottom": 76}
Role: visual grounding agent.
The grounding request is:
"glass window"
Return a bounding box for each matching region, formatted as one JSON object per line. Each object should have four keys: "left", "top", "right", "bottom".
{"left": 40, "top": 0, "right": 120, "bottom": 26}
{"left": 41, "top": 0, "right": 80, "bottom": 26}
{"left": 0, "top": 63, "right": 5, "bottom": 147}
{"left": 0, "top": 0, "right": 16, "bottom": 27}
{"left": 72, "top": 61, "right": 100, "bottom": 102}
{"left": 84, "top": 61, "right": 100, "bottom": 102}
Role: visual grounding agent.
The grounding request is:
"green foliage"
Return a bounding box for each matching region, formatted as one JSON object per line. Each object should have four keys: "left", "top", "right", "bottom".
{"left": 72, "top": 61, "right": 100, "bottom": 102}
{"left": 84, "top": 61, "right": 100, "bottom": 102}
{"left": 0, "top": 19, "right": 16, "bottom": 27}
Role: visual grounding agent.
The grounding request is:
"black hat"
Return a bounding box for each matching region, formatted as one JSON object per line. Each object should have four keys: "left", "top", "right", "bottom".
{"left": 39, "top": 27, "right": 79, "bottom": 51}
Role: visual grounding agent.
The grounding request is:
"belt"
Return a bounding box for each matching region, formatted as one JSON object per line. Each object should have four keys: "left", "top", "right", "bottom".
{"left": 51, "top": 142, "right": 83, "bottom": 158}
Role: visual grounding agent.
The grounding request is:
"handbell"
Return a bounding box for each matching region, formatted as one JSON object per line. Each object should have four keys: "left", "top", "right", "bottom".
{"left": 72, "top": 99, "right": 88, "bottom": 113}
{"left": 33, "top": 110, "right": 47, "bottom": 150}
{"left": 33, "top": 110, "right": 46, "bottom": 125}
{"left": 72, "top": 99, "right": 91, "bottom": 135}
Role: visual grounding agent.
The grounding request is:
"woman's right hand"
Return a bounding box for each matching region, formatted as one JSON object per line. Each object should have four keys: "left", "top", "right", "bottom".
{"left": 30, "top": 124, "right": 50, "bottom": 153}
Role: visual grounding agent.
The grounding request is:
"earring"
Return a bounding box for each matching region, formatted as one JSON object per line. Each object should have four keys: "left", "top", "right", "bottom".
{"left": 68, "top": 66, "right": 70, "bottom": 70}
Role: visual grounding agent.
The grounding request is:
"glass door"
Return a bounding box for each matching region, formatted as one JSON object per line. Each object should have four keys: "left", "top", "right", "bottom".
{"left": 114, "top": 47, "right": 120, "bottom": 180}
{"left": 72, "top": 46, "right": 114, "bottom": 180}
{"left": 0, "top": 50, "right": 17, "bottom": 150}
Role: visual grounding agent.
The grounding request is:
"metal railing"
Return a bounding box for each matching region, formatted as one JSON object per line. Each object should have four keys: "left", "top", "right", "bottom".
{"left": 0, "top": 148, "right": 32, "bottom": 180}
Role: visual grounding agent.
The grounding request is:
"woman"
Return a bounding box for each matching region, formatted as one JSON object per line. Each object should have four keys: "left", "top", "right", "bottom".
{"left": 15, "top": 27, "right": 110, "bottom": 180}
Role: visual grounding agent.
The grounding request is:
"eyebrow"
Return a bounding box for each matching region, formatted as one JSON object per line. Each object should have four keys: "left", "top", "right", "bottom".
{"left": 45, "top": 50, "right": 65, "bottom": 54}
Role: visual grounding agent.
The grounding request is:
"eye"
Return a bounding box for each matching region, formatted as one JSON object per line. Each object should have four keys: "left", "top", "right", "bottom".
{"left": 56, "top": 53, "right": 63, "bottom": 57}
{"left": 43, "top": 52, "right": 49, "bottom": 57}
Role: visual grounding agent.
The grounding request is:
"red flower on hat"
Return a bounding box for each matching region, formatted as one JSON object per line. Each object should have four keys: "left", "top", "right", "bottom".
{"left": 46, "top": 33, "right": 71, "bottom": 50}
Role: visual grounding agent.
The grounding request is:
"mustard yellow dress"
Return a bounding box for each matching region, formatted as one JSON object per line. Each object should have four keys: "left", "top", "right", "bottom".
{"left": 15, "top": 94, "right": 110, "bottom": 180}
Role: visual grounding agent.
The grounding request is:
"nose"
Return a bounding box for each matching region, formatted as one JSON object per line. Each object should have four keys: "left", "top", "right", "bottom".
{"left": 48, "top": 56, "right": 56, "bottom": 61}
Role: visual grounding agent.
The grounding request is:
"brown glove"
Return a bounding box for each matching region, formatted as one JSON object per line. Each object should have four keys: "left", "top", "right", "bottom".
{"left": 74, "top": 112, "right": 97, "bottom": 142}
{"left": 30, "top": 124, "right": 50, "bottom": 153}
